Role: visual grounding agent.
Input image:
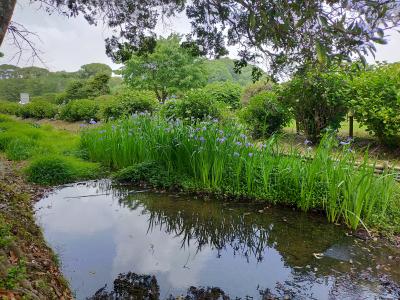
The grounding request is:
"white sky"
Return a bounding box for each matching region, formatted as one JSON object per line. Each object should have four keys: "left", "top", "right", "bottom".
{"left": 0, "top": 0, "right": 399, "bottom": 72}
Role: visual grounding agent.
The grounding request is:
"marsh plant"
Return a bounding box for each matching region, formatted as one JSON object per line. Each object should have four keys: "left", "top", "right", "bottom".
{"left": 81, "top": 114, "right": 400, "bottom": 230}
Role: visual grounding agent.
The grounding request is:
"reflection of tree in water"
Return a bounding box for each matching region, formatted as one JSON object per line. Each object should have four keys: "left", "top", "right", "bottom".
{"left": 88, "top": 272, "right": 290, "bottom": 300}
{"left": 118, "top": 192, "right": 346, "bottom": 268}
{"left": 88, "top": 182, "right": 399, "bottom": 298}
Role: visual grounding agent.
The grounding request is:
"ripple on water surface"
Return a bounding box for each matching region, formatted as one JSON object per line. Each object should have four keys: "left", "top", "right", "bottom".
{"left": 35, "top": 180, "right": 400, "bottom": 299}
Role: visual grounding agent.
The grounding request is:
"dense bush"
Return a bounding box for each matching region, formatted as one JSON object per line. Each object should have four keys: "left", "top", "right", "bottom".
{"left": 0, "top": 101, "right": 20, "bottom": 115}
{"left": 242, "top": 91, "right": 291, "bottom": 138}
{"left": 282, "top": 67, "right": 350, "bottom": 142}
{"left": 31, "top": 93, "right": 59, "bottom": 104}
{"left": 16, "top": 101, "right": 58, "bottom": 119}
{"left": 60, "top": 99, "right": 99, "bottom": 122}
{"left": 203, "top": 82, "right": 242, "bottom": 109}
{"left": 25, "top": 155, "right": 99, "bottom": 185}
{"left": 350, "top": 64, "right": 400, "bottom": 145}
{"left": 113, "top": 161, "right": 180, "bottom": 189}
{"left": 98, "top": 89, "right": 158, "bottom": 120}
{"left": 241, "top": 78, "right": 274, "bottom": 105}
{"left": 162, "top": 89, "right": 223, "bottom": 122}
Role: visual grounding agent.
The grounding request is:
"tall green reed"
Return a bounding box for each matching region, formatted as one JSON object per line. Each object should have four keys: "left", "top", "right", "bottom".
{"left": 81, "top": 114, "right": 400, "bottom": 230}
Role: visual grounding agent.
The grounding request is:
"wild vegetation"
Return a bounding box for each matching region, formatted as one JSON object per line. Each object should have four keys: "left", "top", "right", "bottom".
{"left": 0, "top": 115, "right": 100, "bottom": 185}
{"left": 81, "top": 114, "right": 400, "bottom": 232}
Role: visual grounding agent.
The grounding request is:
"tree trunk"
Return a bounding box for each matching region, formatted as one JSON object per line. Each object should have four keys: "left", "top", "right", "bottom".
{"left": 0, "top": 0, "right": 17, "bottom": 47}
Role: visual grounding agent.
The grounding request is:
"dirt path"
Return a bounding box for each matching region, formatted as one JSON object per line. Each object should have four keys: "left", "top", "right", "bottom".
{"left": 0, "top": 157, "right": 72, "bottom": 299}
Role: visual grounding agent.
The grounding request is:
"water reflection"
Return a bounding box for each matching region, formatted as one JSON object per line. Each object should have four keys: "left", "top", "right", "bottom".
{"left": 35, "top": 180, "right": 400, "bottom": 299}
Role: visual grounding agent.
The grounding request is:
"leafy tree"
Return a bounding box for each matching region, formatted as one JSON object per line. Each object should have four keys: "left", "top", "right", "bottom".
{"left": 61, "top": 73, "right": 111, "bottom": 102}
{"left": 78, "top": 63, "right": 113, "bottom": 78}
{"left": 123, "top": 35, "right": 206, "bottom": 103}
{"left": 282, "top": 67, "right": 351, "bottom": 142}
{"left": 350, "top": 63, "right": 400, "bottom": 145}
{"left": 2, "top": 1, "right": 399, "bottom": 78}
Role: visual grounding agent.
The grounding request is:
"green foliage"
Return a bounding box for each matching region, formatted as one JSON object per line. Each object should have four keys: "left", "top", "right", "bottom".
{"left": 350, "top": 63, "right": 400, "bottom": 145}
{"left": 203, "top": 82, "right": 242, "bottom": 109}
{"left": 5, "top": 137, "right": 36, "bottom": 161}
{"left": 204, "top": 58, "right": 260, "bottom": 86}
{"left": 16, "top": 101, "right": 58, "bottom": 119}
{"left": 162, "top": 89, "right": 223, "bottom": 122}
{"left": 0, "top": 100, "right": 20, "bottom": 115}
{"left": 60, "top": 99, "right": 99, "bottom": 122}
{"left": 62, "top": 73, "right": 111, "bottom": 103}
{"left": 31, "top": 93, "right": 60, "bottom": 104}
{"left": 241, "top": 78, "right": 274, "bottom": 105}
{"left": 0, "top": 260, "right": 26, "bottom": 290}
{"left": 113, "top": 161, "right": 180, "bottom": 188}
{"left": 25, "top": 155, "right": 99, "bottom": 185}
{"left": 0, "top": 65, "right": 75, "bottom": 101}
{"left": 81, "top": 115, "right": 400, "bottom": 230}
{"left": 242, "top": 91, "right": 291, "bottom": 138}
{"left": 78, "top": 63, "right": 112, "bottom": 78}
{"left": 0, "top": 115, "right": 100, "bottom": 184}
{"left": 282, "top": 67, "right": 350, "bottom": 142}
{"left": 98, "top": 89, "right": 158, "bottom": 120}
{"left": 0, "top": 216, "right": 13, "bottom": 247}
{"left": 123, "top": 35, "right": 207, "bottom": 102}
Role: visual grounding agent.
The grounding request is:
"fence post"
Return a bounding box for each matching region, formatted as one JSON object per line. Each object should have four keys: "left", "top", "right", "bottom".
{"left": 348, "top": 109, "right": 354, "bottom": 138}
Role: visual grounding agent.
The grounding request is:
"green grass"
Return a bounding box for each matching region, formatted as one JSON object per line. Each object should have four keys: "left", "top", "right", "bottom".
{"left": 81, "top": 114, "right": 400, "bottom": 232}
{"left": 284, "top": 118, "right": 370, "bottom": 138}
{"left": 0, "top": 114, "right": 100, "bottom": 185}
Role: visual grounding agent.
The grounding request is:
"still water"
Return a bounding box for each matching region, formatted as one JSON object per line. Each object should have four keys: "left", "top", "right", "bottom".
{"left": 35, "top": 180, "right": 400, "bottom": 299}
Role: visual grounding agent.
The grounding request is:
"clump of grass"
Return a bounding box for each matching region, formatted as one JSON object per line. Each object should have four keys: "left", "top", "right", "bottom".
{"left": 113, "top": 161, "right": 181, "bottom": 189}
{"left": 81, "top": 114, "right": 400, "bottom": 231}
{"left": 5, "top": 137, "right": 36, "bottom": 161}
{"left": 0, "top": 216, "right": 13, "bottom": 247}
{"left": 0, "top": 260, "right": 27, "bottom": 290}
{"left": 25, "top": 155, "right": 100, "bottom": 185}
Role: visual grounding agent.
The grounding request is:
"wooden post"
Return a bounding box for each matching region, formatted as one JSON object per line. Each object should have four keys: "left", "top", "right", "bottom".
{"left": 348, "top": 109, "right": 354, "bottom": 138}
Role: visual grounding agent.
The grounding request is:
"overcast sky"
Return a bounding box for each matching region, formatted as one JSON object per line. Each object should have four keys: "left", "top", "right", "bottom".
{"left": 1, "top": 0, "right": 400, "bottom": 72}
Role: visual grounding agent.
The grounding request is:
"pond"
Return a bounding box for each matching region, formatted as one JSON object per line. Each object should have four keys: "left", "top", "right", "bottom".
{"left": 35, "top": 180, "right": 400, "bottom": 299}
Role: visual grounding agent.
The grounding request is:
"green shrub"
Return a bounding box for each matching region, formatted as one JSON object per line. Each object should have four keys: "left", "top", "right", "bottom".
{"left": 25, "top": 155, "right": 100, "bottom": 185}
{"left": 31, "top": 93, "right": 59, "bottom": 104}
{"left": 98, "top": 89, "right": 158, "bottom": 120}
{"left": 59, "top": 99, "right": 99, "bottom": 122}
{"left": 16, "top": 101, "right": 58, "bottom": 119}
{"left": 241, "top": 78, "right": 274, "bottom": 105}
{"left": 242, "top": 91, "right": 291, "bottom": 138}
{"left": 0, "top": 101, "right": 20, "bottom": 115}
{"left": 350, "top": 63, "right": 400, "bottom": 145}
{"left": 164, "top": 89, "right": 223, "bottom": 122}
{"left": 282, "top": 67, "right": 350, "bottom": 142}
{"left": 203, "top": 82, "right": 242, "bottom": 109}
{"left": 113, "top": 161, "right": 180, "bottom": 188}
{"left": 5, "top": 137, "right": 36, "bottom": 161}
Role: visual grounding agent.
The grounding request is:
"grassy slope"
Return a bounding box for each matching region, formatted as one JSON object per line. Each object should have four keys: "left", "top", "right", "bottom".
{"left": 0, "top": 116, "right": 103, "bottom": 298}
{"left": 0, "top": 158, "right": 72, "bottom": 299}
{"left": 0, "top": 114, "right": 100, "bottom": 185}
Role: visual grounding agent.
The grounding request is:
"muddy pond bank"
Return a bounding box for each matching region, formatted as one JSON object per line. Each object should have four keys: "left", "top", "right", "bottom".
{"left": 0, "top": 158, "right": 72, "bottom": 299}
{"left": 35, "top": 180, "right": 400, "bottom": 299}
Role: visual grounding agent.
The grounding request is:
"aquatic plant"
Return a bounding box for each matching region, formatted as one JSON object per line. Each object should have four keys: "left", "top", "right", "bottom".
{"left": 81, "top": 114, "right": 400, "bottom": 230}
